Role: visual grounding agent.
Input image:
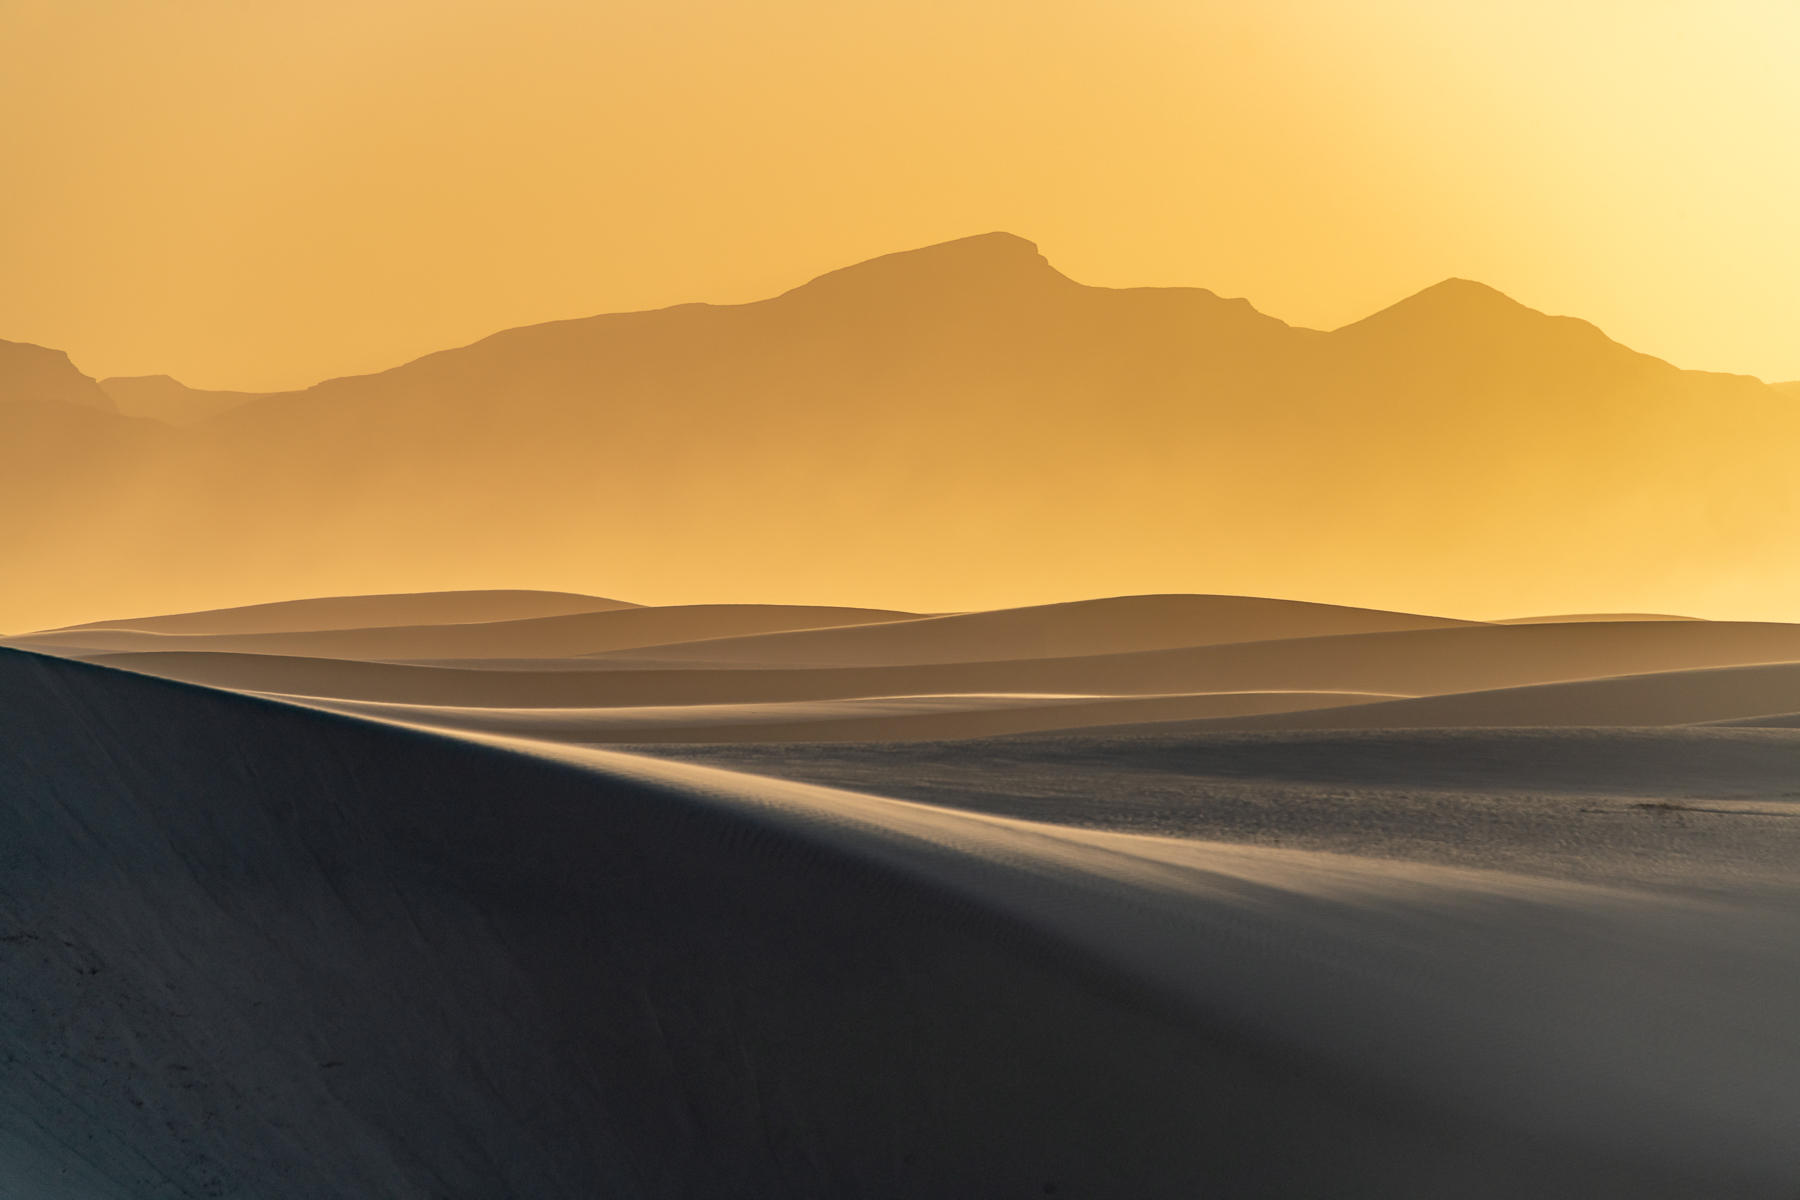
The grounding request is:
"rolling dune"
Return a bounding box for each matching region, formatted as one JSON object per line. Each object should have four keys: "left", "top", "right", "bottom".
{"left": 17, "top": 603, "right": 920, "bottom": 661}
{"left": 584, "top": 594, "right": 1477, "bottom": 668}
{"left": 649, "top": 726, "right": 1800, "bottom": 895}
{"left": 77, "top": 617, "right": 1800, "bottom": 711}
{"left": 4, "top": 647, "right": 1797, "bottom": 1197}
{"left": 1170, "top": 660, "right": 1800, "bottom": 731}
{"left": 43, "top": 588, "right": 637, "bottom": 636}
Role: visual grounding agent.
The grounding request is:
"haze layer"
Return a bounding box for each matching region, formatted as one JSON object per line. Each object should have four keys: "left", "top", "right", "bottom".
{"left": 5, "top": 236, "right": 1798, "bottom": 630}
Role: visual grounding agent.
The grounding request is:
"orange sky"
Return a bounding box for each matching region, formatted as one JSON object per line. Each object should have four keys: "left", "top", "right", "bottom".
{"left": 4, "top": 0, "right": 1797, "bottom": 392}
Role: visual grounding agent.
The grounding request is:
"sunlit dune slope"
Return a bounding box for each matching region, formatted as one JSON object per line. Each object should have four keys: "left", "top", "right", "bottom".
{"left": 287, "top": 689, "right": 1396, "bottom": 745}
{"left": 1493, "top": 613, "right": 1702, "bottom": 624}
{"left": 650, "top": 726, "right": 1800, "bottom": 894}
{"left": 20, "top": 603, "right": 919, "bottom": 661}
{"left": 1714, "top": 711, "right": 1800, "bottom": 728}
{"left": 7, "top": 234, "right": 1800, "bottom": 630}
{"left": 587, "top": 594, "right": 1474, "bottom": 667}
{"left": 77, "top": 618, "right": 1800, "bottom": 710}
{"left": 3, "top": 647, "right": 1797, "bottom": 1196}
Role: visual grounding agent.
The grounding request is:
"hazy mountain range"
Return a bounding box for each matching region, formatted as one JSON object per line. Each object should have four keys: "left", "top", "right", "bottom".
{"left": 5, "top": 232, "right": 1799, "bottom": 631}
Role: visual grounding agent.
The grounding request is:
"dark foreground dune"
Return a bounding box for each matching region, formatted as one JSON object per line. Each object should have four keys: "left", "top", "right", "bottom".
{"left": 3, "top": 646, "right": 1800, "bottom": 1197}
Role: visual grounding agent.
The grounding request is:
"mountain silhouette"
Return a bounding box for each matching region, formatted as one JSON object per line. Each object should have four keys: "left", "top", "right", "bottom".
{"left": 1, "top": 235, "right": 1793, "bottom": 630}
{"left": 99, "top": 374, "right": 258, "bottom": 425}
{"left": 0, "top": 338, "right": 116, "bottom": 412}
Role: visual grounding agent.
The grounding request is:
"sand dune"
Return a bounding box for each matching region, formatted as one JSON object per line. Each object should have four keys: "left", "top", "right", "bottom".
{"left": 18, "top": 602, "right": 920, "bottom": 661}
{"left": 651, "top": 726, "right": 1800, "bottom": 895}
{"left": 585, "top": 593, "right": 1476, "bottom": 667}
{"left": 288, "top": 689, "right": 1397, "bottom": 744}
{"left": 3, "top": 646, "right": 1796, "bottom": 1196}
{"left": 1163, "top": 660, "right": 1800, "bottom": 732}
{"left": 45, "top": 588, "right": 637, "bottom": 636}
{"left": 1493, "top": 612, "right": 1703, "bottom": 624}
{"left": 1713, "top": 711, "right": 1800, "bottom": 728}
{"left": 81, "top": 617, "right": 1800, "bottom": 710}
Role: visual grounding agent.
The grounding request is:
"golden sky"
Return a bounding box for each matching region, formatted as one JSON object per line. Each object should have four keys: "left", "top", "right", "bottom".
{"left": 4, "top": 0, "right": 1797, "bottom": 392}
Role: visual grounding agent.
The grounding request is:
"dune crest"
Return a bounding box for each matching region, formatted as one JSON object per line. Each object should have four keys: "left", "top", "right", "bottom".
{"left": 44, "top": 589, "right": 639, "bottom": 636}
{"left": 586, "top": 593, "right": 1476, "bottom": 668}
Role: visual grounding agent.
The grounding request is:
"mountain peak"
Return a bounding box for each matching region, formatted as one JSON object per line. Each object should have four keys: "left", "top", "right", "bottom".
{"left": 780, "top": 232, "right": 1067, "bottom": 303}
{"left": 1354, "top": 277, "right": 1538, "bottom": 326}
{"left": 101, "top": 373, "right": 185, "bottom": 387}
{"left": 1329, "top": 276, "right": 1656, "bottom": 370}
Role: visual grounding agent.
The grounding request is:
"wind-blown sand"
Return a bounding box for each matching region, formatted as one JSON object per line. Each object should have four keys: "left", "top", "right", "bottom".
{"left": 6, "top": 593, "right": 1800, "bottom": 1196}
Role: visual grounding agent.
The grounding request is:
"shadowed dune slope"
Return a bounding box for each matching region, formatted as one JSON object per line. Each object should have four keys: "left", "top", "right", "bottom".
{"left": 17, "top": 603, "right": 919, "bottom": 661}
{"left": 80, "top": 618, "right": 1800, "bottom": 709}
{"left": 586, "top": 594, "right": 1476, "bottom": 667}
{"left": 3, "top": 647, "right": 1798, "bottom": 1197}
{"left": 44, "top": 589, "right": 637, "bottom": 636}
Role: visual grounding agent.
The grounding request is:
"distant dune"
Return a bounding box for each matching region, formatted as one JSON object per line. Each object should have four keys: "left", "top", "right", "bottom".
{"left": 1492, "top": 612, "right": 1703, "bottom": 624}
{"left": 23, "top": 602, "right": 919, "bottom": 661}
{"left": 1155, "top": 660, "right": 1800, "bottom": 732}
{"left": 46, "top": 589, "right": 637, "bottom": 636}
{"left": 586, "top": 594, "right": 1476, "bottom": 668}
{"left": 73, "top": 615, "right": 1800, "bottom": 715}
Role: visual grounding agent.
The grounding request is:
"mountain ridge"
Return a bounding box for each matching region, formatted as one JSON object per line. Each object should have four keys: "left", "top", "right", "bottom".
{"left": 3, "top": 233, "right": 1798, "bottom": 631}
{"left": 0, "top": 236, "right": 1755, "bottom": 407}
{"left": 0, "top": 337, "right": 116, "bottom": 412}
